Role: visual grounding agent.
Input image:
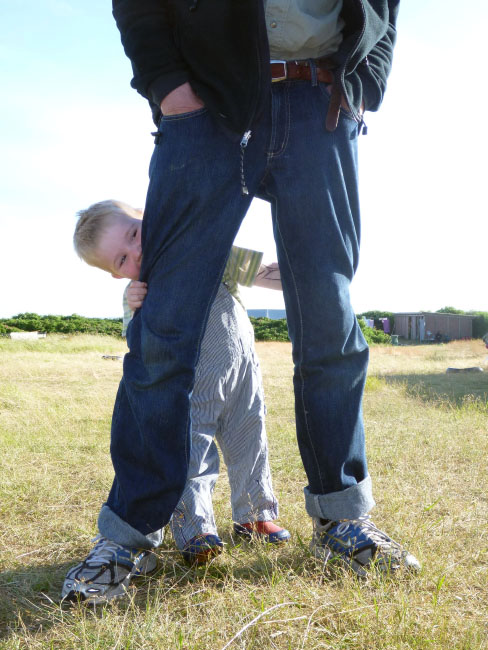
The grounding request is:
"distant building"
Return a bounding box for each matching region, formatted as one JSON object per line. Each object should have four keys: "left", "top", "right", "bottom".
{"left": 247, "top": 309, "right": 287, "bottom": 320}
{"left": 393, "top": 312, "right": 475, "bottom": 342}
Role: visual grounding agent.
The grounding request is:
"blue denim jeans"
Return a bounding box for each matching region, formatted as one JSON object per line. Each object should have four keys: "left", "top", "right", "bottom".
{"left": 99, "top": 74, "right": 375, "bottom": 548}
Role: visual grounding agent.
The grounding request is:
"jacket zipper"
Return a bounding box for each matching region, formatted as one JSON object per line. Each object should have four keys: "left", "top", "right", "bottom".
{"left": 341, "top": 0, "right": 367, "bottom": 130}
{"left": 239, "top": 13, "right": 267, "bottom": 196}
{"left": 239, "top": 131, "right": 252, "bottom": 195}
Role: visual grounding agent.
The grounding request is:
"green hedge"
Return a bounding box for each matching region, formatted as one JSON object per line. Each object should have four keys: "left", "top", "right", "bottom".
{"left": 249, "top": 317, "right": 290, "bottom": 342}
{"left": 0, "top": 313, "right": 390, "bottom": 343}
{"left": 250, "top": 316, "right": 391, "bottom": 344}
{"left": 0, "top": 313, "right": 122, "bottom": 337}
{"left": 4, "top": 310, "right": 485, "bottom": 343}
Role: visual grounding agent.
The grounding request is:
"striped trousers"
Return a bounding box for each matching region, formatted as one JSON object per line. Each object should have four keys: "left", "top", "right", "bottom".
{"left": 170, "top": 283, "right": 279, "bottom": 549}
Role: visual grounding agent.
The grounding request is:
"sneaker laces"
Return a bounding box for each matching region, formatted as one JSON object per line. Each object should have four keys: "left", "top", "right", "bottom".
{"left": 86, "top": 535, "right": 127, "bottom": 565}
{"left": 315, "top": 516, "right": 419, "bottom": 573}
{"left": 351, "top": 516, "right": 402, "bottom": 552}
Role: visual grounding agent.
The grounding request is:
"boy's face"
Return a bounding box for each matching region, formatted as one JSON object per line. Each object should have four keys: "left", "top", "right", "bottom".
{"left": 95, "top": 213, "right": 142, "bottom": 281}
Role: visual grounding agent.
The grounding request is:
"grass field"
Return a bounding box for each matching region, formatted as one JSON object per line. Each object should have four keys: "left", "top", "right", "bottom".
{"left": 1, "top": 335, "right": 487, "bottom": 649}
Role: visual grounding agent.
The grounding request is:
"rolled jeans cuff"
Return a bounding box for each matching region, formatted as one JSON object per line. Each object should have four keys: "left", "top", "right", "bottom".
{"left": 98, "top": 504, "right": 164, "bottom": 550}
{"left": 304, "top": 475, "right": 375, "bottom": 521}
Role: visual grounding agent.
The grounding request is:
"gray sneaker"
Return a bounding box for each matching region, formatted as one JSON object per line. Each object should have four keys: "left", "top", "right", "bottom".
{"left": 61, "top": 535, "right": 157, "bottom": 603}
{"left": 310, "top": 516, "right": 421, "bottom": 577}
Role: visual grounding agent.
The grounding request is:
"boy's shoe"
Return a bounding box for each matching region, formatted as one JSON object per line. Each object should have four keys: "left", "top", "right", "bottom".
{"left": 233, "top": 521, "right": 291, "bottom": 544}
{"left": 180, "top": 533, "right": 224, "bottom": 565}
{"left": 310, "top": 516, "right": 421, "bottom": 577}
{"left": 61, "top": 535, "right": 157, "bottom": 603}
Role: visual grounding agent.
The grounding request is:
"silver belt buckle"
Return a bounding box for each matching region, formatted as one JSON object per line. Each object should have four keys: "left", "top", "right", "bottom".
{"left": 271, "top": 59, "right": 287, "bottom": 82}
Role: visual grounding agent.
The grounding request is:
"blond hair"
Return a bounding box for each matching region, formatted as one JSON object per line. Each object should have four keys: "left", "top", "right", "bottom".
{"left": 74, "top": 199, "right": 141, "bottom": 266}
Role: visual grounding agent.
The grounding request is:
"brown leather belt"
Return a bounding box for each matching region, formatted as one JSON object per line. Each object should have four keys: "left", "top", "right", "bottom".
{"left": 271, "top": 59, "right": 335, "bottom": 85}
{"left": 270, "top": 58, "right": 343, "bottom": 132}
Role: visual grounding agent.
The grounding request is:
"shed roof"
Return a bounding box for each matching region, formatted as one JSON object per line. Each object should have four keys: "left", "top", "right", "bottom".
{"left": 394, "top": 312, "right": 476, "bottom": 319}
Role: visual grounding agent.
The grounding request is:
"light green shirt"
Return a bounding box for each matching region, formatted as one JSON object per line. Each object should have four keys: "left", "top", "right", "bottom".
{"left": 122, "top": 246, "right": 263, "bottom": 336}
{"left": 221, "top": 246, "right": 263, "bottom": 305}
{"left": 264, "top": 0, "right": 344, "bottom": 61}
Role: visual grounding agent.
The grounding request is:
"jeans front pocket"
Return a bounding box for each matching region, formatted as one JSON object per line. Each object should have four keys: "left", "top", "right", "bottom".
{"left": 160, "top": 107, "right": 208, "bottom": 123}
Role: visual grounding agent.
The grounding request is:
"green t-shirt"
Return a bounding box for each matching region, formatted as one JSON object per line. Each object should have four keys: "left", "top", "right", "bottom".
{"left": 122, "top": 246, "right": 263, "bottom": 335}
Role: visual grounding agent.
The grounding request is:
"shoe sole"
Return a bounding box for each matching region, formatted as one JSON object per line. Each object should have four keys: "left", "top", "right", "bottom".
{"left": 234, "top": 528, "right": 291, "bottom": 545}
{"left": 310, "top": 542, "right": 420, "bottom": 577}
{"left": 63, "top": 576, "right": 133, "bottom": 604}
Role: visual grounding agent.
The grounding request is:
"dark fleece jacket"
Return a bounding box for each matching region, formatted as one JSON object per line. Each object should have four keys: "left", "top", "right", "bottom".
{"left": 112, "top": 0, "right": 400, "bottom": 134}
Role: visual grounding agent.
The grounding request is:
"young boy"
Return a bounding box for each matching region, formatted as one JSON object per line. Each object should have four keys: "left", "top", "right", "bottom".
{"left": 63, "top": 200, "right": 289, "bottom": 601}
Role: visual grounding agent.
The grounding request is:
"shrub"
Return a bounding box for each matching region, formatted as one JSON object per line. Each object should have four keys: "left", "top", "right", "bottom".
{"left": 471, "top": 312, "right": 488, "bottom": 339}
{"left": 436, "top": 306, "right": 465, "bottom": 314}
{"left": 250, "top": 316, "right": 391, "bottom": 345}
{"left": 250, "top": 317, "right": 290, "bottom": 342}
{"left": 357, "top": 317, "right": 391, "bottom": 344}
{"left": 0, "top": 313, "right": 123, "bottom": 337}
{"left": 357, "top": 310, "right": 395, "bottom": 332}
{"left": 1, "top": 313, "right": 396, "bottom": 344}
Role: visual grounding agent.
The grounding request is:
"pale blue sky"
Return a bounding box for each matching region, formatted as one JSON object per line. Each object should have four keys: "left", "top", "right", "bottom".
{"left": 1, "top": 1, "right": 487, "bottom": 318}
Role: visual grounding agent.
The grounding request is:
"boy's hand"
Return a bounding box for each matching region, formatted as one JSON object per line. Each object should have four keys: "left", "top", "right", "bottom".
{"left": 127, "top": 281, "right": 147, "bottom": 310}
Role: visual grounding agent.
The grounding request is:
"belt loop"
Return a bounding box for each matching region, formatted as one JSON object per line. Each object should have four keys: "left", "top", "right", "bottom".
{"left": 309, "top": 58, "right": 318, "bottom": 87}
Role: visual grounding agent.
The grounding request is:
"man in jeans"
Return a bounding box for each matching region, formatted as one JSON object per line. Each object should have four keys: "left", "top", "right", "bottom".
{"left": 62, "top": 0, "right": 420, "bottom": 602}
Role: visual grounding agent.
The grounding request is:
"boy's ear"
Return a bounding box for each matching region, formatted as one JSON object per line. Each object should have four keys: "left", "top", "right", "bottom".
{"left": 111, "top": 272, "right": 123, "bottom": 279}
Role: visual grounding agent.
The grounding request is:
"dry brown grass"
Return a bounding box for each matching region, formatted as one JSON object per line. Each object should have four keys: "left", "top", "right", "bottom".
{"left": 0, "top": 335, "right": 487, "bottom": 649}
